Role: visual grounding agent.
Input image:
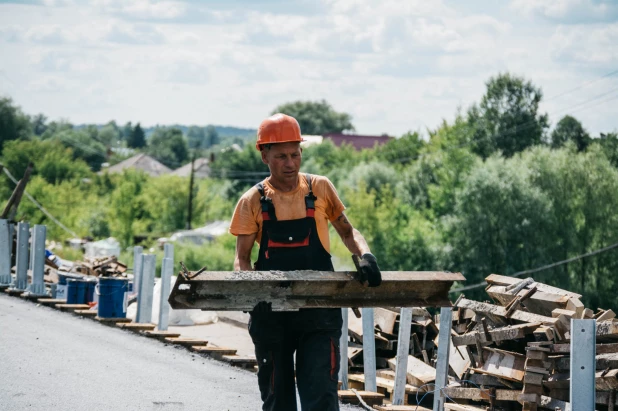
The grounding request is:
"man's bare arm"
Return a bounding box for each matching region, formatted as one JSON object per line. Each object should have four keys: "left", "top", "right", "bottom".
{"left": 234, "top": 233, "right": 257, "bottom": 270}
{"left": 331, "top": 212, "right": 371, "bottom": 256}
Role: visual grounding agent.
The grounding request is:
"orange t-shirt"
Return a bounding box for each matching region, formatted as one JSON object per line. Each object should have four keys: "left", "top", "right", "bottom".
{"left": 229, "top": 174, "right": 346, "bottom": 253}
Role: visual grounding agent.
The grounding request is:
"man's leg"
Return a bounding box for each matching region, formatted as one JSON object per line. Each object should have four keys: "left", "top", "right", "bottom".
{"left": 296, "top": 327, "right": 341, "bottom": 411}
{"left": 248, "top": 312, "right": 298, "bottom": 411}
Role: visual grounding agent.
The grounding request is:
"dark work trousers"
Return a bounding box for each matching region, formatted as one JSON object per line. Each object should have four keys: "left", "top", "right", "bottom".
{"left": 248, "top": 174, "right": 343, "bottom": 411}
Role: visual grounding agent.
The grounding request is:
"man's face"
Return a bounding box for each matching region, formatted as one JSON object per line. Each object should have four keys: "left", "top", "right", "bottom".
{"left": 261, "top": 142, "right": 302, "bottom": 184}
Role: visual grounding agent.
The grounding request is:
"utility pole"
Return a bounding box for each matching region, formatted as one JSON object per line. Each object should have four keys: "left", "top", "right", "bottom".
{"left": 186, "top": 153, "right": 196, "bottom": 230}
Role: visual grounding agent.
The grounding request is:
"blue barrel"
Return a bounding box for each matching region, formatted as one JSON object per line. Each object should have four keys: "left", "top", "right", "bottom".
{"left": 67, "top": 279, "right": 88, "bottom": 304}
{"left": 97, "top": 278, "right": 128, "bottom": 318}
{"left": 85, "top": 280, "right": 96, "bottom": 303}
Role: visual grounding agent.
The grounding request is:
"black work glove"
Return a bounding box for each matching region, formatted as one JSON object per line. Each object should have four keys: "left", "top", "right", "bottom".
{"left": 251, "top": 301, "right": 272, "bottom": 314}
{"left": 359, "top": 253, "right": 382, "bottom": 287}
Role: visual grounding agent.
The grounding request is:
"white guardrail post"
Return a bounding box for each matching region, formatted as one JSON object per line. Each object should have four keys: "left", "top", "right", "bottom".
{"left": 12, "top": 222, "right": 29, "bottom": 291}
{"left": 27, "top": 224, "right": 47, "bottom": 296}
{"left": 362, "top": 307, "right": 377, "bottom": 392}
{"left": 0, "top": 219, "right": 12, "bottom": 287}
{"left": 392, "top": 307, "right": 413, "bottom": 405}
{"left": 136, "top": 254, "right": 155, "bottom": 323}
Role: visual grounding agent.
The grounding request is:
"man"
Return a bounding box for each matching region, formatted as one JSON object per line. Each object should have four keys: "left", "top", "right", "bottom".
{"left": 229, "top": 113, "right": 381, "bottom": 411}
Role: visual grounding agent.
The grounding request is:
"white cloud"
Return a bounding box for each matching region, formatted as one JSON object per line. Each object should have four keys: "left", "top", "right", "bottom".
{"left": 511, "top": 0, "right": 618, "bottom": 23}
{"left": 550, "top": 23, "right": 618, "bottom": 66}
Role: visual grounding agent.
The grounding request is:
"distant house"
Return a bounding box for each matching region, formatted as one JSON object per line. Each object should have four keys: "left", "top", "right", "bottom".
{"left": 170, "top": 158, "right": 211, "bottom": 178}
{"left": 102, "top": 153, "right": 171, "bottom": 177}
{"left": 323, "top": 133, "right": 393, "bottom": 150}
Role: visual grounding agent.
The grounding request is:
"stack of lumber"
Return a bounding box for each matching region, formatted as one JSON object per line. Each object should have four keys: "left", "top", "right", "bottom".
{"left": 345, "top": 274, "right": 618, "bottom": 409}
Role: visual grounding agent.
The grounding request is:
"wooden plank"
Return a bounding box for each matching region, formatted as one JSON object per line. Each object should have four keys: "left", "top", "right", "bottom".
{"left": 221, "top": 355, "right": 258, "bottom": 367}
{"left": 598, "top": 310, "right": 617, "bottom": 322}
{"left": 337, "top": 390, "right": 384, "bottom": 406}
{"left": 116, "top": 322, "right": 156, "bottom": 331}
{"left": 73, "top": 310, "right": 97, "bottom": 317}
{"left": 456, "top": 299, "right": 558, "bottom": 326}
{"left": 348, "top": 373, "right": 422, "bottom": 394}
{"left": 190, "top": 346, "right": 238, "bottom": 356}
{"left": 55, "top": 304, "right": 91, "bottom": 311}
{"left": 142, "top": 330, "right": 181, "bottom": 339}
{"left": 37, "top": 298, "right": 66, "bottom": 305}
{"left": 387, "top": 355, "right": 435, "bottom": 387}
{"left": 596, "top": 369, "right": 618, "bottom": 391}
{"left": 442, "top": 387, "right": 520, "bottom": 402}
{"left": 551, "top": 342, "right": 618, "bottom": 354}
{"left": 373, "top": 406, "right": 431, "bottom": 411}
{"left": 444, "top": 405, "right": 488, "bottom": 411}
{"left": 168, "top": 270, "right": 465, "bottom": 311}
{"left": 164, "top": 337, "right": 208, "bottom": 347}
{"left": 348, "top": 309, "right": 394, "bottom": 350}
{"left": 95, "top": 316, "right": 132, "bottom": 324}
{"left": 452, "top": 322, "right": 541, "bottom": 346}
{"left": 471, "top": 348, "right": 526, "bottom": 382}
{"left": 485, "top": 274, "right": 581, "bottom": 299}
{"left": 347, "top": 346, "right": 363, "bottom": 365}
{"left": 374, "top": 307, "right": 400, "bottom": 335}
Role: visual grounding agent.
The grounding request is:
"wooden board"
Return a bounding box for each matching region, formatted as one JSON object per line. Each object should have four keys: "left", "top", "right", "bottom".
{"left": 387, "top": 355, "right": 435, "bottom": 387}
{"left": 55, "top": 304, "right": 91, "bottom": 311}
{"left": 550, "top": 342, "right": 618, "bottom": 354}
{"left": 142, "top": 330, "right": 181, "bottom": 339}
{"left": 74, "top": 310, "right": 97, "bottom": 316}
{"left": 191, "top": 346, "right": 238, "bottom": 356}
{"left": 374, "top": 307, "right": 400, "bottom": 335}
{"left": 456, "top": 298, "right": 558, "bottom": 326}
{"left": 168, "top": 270, "right": 465, "bottom": 310}
{"left": 37, "top": 298, "right": 67, "bottom": 305}
{"left": 95, "top": 316, "right": 132, "bottom": 324}
{"left": 221, "top": 355, "right": 257, "bottom": 368}
{"left": 348, "top": 309, "right": 394, "bottom": 350}
{"left": 485, "top": 274, "right": 581, "bottom": 299}
{"left": 348, "top": 373, "right": 422, "bottom": 395}
{"left": 373, "top": 406, "right": 431, "bottom": 411}
{"left": 452, "top": 322, "right": 541, "bottom": 346}
{"left": 337, "top": 390, "right": 384, "bottom": 406}
{"left": 442, "top": 387, "right": 520, "bottom": 402}
{"left": 116, "top": 323, "right": 156, "bottom": 331}
{"left": 486, "top": 285, "right": 571, "bottom": 317}
{"left": 444, "top": 405, "right": 488, "bottom": 411}
{"left": 164, "top": 337, "right": 208, "bottom": 347}
{"left": 471, "top": 348, "right": 526, "bottom": 382}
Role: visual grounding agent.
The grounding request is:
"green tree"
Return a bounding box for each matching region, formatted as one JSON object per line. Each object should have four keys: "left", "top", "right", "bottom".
{"left": 31, "top": 113, "right": 48, "bottom": 136}
{"left": 272, "top": 100, "right": 354, "bottom": 135}
{"left": 551, "top": 115, "right": 591, "bottom": 151}
{"left": 1, "top": 139, "right": 90, "bottom": 185}
{"left": 205, "top": 125, "right": 219, "bottom": 148}
{"left": 187, "top": 126, "right": 205, "bottom": 149}
{"left": 122, "top": 121, "right": 133, "bottom": 141}
{"left": 146, "top": 127, "right": 188, "bottom": 169}
{"left": 98, "top": 123, "right": 120, "bottom": 148}
{"left": 467, "top": 73, "right": 549, "bottom": 158}
{"left": 54, "top": 129, "right": 107, "bottom": 171}
{"left": 108, "top": 170, "right": 148, "bottom": 246}
{"left": 0, "top": 96, "right": 31, "bottom": 153}
{"left": 597, "top": 132, "right": 618, "bottom": 168}
{"left": 374, "top": 131, "right": 425, "bottom": 166}
{"left": 128, "top": 123, "right": 146, "bottom": 149}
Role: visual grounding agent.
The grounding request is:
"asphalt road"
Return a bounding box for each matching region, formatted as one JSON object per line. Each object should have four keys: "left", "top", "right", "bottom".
{"left": 0, "top": 294, "right": 362, "bottom": 411}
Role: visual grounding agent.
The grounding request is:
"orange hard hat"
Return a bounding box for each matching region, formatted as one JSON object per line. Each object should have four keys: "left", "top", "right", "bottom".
{"left": 256, "top": 113, "right": 303, "bottom": 150}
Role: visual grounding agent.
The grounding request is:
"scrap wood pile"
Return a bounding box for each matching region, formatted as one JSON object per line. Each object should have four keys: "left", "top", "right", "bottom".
{"left": 38, "top": 255, "right": 128, "bottom": 285}
{"left": 345, "top": 274, "right": 618, "bottom": 410}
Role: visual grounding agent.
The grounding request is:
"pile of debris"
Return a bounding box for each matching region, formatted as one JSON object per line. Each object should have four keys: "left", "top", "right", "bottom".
{"left": 345, "top": 274, "right": 618, "bottom": 410}
{"left": 39, "top": 255, "right": 128, "bottom": 286}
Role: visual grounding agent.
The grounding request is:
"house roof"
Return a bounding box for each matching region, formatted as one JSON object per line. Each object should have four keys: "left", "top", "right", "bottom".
{"left": 323, "top": 133, "right": 393, "bottom": 150}
{"left": 170, "top": 158, "right": 211, "bottom": 178}
{"left": 103, "top": 153, "right": 171, "bottom": 177}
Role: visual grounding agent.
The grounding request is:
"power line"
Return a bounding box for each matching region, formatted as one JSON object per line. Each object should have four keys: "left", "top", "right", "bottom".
{"left": 449, "top": 240, "right": 618, "bottom": 294}
{"left": 3, "top": 167, "right": 79, "bottom": 238}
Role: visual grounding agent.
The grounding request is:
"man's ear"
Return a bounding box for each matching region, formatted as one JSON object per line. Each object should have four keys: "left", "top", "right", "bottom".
{"left": 261, "top": 149, "right": 269, "bottom": 165}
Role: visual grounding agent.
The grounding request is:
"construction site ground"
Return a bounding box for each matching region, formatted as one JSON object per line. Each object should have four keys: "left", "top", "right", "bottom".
{"left": 0, "top": 294, "right": 363, "bottom": 410}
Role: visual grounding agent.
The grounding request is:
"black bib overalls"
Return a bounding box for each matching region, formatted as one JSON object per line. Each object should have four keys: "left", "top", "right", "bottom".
{"left": 248, "top": 174, "right": 343, "bottom": 411}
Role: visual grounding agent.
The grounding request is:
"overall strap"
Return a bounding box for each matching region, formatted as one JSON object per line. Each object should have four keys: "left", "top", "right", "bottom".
{"left": 304, "top": 173, "right": 317, "bottom": 218}
{"left": 255, "top": 181, "right": 277, "bottom": 221}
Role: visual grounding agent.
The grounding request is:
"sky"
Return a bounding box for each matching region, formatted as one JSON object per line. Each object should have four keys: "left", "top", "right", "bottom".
{"left": 0, "top": 0, "right": 617, "bottom": 136}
